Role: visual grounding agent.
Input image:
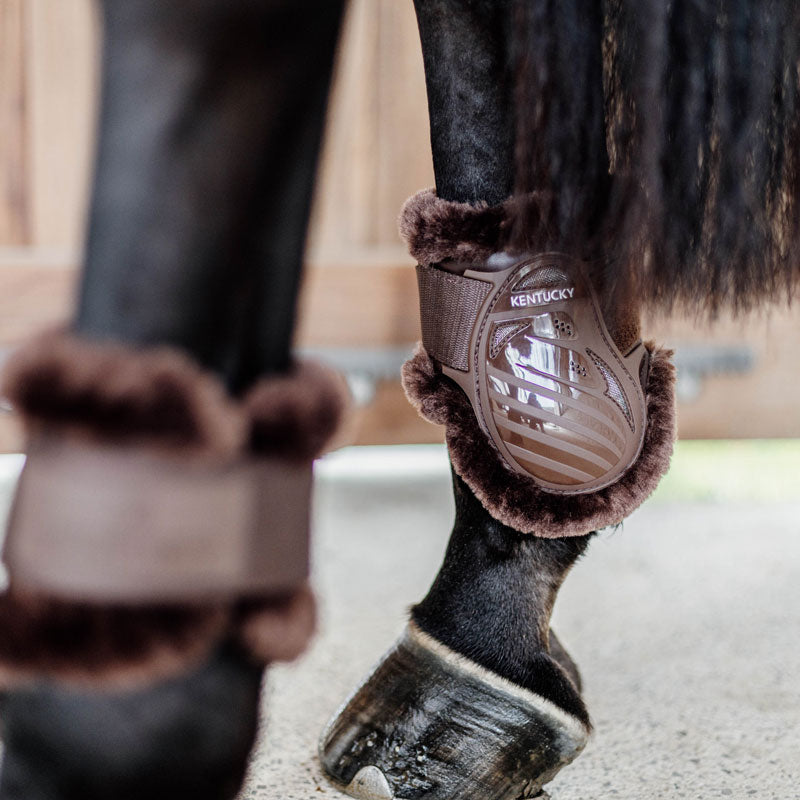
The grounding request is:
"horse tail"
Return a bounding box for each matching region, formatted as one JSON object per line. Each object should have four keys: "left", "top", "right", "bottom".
{"left": 508, "top": 0, "right": 800, "bottom": 315}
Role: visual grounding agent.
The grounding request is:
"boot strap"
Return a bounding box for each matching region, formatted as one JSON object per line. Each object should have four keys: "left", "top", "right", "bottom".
{"left": 3, "top": 431, "right": 311, "bottom": 603}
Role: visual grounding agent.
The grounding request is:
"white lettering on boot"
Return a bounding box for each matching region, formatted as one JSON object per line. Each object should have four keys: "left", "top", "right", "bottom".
{"left": 510, "top": 287, "right": 575, "bottom": 308}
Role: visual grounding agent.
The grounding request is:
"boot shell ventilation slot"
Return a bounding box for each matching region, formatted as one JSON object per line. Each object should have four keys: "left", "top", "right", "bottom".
{"left": 490, "top": 321, "right": 531, "bottom": 358}
{"left": 512, "top": 267, "right": 570, "bottom": 293}
{"left": 586, "top": 348, "right": 634, "bottom": 431}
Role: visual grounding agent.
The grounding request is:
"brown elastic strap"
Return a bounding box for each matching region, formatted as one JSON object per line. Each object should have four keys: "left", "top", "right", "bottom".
{"left": 416, "top": 265, "right": 491, "bottom": 372}
{"left": 3, "top": 433, "right": 311, "bottom": 603}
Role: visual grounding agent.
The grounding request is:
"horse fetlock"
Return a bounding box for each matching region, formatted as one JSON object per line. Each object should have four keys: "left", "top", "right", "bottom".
{"left": 549, "top": 629, "right": 583, "bottom": 693}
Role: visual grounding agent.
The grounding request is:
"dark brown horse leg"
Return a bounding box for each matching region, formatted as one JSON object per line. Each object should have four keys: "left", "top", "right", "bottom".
{"left": 0, "top": 2, "right": 345, "bottom": 799}
{"left": 320, "top": 476, "right": 593, "bottom": 800}
{"left": 319, "top": 3, "right": 595, "bottom": 799}
{"left": 411, "top": 473, "right": 591, "bottom": 718}
{"left": 76, "top": 0, "right": 345, "bottom": 392}
{"left": 412, "top": 0, "right": 516, "bottom": 206}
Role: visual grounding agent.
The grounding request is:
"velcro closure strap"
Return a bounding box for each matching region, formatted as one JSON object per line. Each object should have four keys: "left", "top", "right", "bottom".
{"left": 3, "top": 433, "right": 311, "bottom": 603}
{"left": 416, "top": 265, "right": 491, "bottom": 372}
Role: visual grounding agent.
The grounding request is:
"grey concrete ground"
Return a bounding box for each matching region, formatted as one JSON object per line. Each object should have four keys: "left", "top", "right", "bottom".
{"left": 1, "top": 446, "right": 798, "bottom": 799}
{"left": 245, "top": 446, "right": 800, "bottom": 800}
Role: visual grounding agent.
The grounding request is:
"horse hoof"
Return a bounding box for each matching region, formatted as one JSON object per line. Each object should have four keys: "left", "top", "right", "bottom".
{"left": 319, "top": 622, "right": 591, "bottom": 800}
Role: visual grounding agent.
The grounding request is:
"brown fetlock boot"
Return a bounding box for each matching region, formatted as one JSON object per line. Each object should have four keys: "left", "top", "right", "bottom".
{"left": 0, "top": 330, "right": 348, "bottom": 800}
{"left": 399, "top": 189, "right": 677, "bottom": 536}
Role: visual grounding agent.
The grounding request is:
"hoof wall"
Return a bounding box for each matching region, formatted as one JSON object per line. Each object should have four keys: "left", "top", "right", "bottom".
{"left": 320, "top": 623, "right": 590, "bottom": 800}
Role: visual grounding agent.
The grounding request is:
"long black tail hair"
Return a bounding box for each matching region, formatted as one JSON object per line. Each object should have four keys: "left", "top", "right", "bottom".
{"left": 509, "top": 0, "right": 800, "bottom": 314}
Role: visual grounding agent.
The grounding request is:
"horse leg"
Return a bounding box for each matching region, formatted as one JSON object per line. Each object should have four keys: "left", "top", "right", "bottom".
{"left": 0, "top": 2, "right": 345, "bottom": 798}
{"left": 319, "top": 3, "right": 599, "bottom": 799}
{"left": 76, "top": 0, "right": 345, "bottom": 389}
{"left": 320, "top": 471, "right": 593, "bottom": 800}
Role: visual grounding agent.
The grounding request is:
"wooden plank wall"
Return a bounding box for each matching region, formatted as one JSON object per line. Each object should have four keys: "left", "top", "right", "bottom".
{"left": 0, "top": 0, "right": 798, "bottom": 451}
{"left": 0, "top": 0, "right": 97, "bottom": 253}
{"left": 309, "top": 0, "right": 434, "bottom": 253}
{"left": 25, "top": 0, "right": 98, "bottom": 249}
{"left": 0, "top": 0, "right": 29, "bottom": 245}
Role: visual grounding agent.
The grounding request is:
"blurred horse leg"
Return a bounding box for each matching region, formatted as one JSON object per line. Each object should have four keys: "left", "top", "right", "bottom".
{"left": 0, "top": 2, "right": 345, "bottom": 799}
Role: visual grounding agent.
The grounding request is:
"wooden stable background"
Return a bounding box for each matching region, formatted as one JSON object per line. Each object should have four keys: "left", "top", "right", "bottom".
{"left": 1, "top": 0, "right": 798, "bottom": 450}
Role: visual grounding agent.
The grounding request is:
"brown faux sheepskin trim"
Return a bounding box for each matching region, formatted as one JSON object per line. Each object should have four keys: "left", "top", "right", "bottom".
{"left": 0, "top": 586, "right": 318, "bottom": 690}
{"left": 1, "top": 329, "right": 246, "bottom": 460}
{"left": 0, "top": 588, "right": 230, "bottom": 690}
{"left": 244, "top": 361, "right": 350, "bottom": 460}
{"left": 399, "top": 188, "right": 514, "bottom": 266}
{"left": 1, "top": 329, "right": 350, "bottom": 460}
{"left": 235, "top": 584, "right": 317, "bottom": 664}
{"left": 402, "top": 343, "right": 676, "bottom": 537}
{"left": 0, "top": 332, "right": 339, "bottom": 688}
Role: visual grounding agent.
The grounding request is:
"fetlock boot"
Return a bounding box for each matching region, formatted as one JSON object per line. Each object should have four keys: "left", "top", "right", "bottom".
{"left": 0, "top": 330, "right": 347, "bottom": 800}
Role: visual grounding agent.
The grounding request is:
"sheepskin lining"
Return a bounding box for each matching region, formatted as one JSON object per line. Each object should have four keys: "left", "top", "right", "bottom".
{"left": 402, "top": 343, "right": 676, "bottom": 537}
{"left": 0, "top": 586, "right": 317, "bottom": 690}
{"left": 1, "top": 330, "right": 245, "bottom": 460}
{"left": 1, "top": 329, "right": 350, "bottom": 462}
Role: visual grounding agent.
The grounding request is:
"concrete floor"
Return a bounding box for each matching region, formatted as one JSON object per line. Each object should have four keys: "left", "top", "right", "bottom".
{"left": 1, "top": 446, "right": 799, "bottom": 800}
{"left": 245, "top": 445, "right": 800, "bottom": 800}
